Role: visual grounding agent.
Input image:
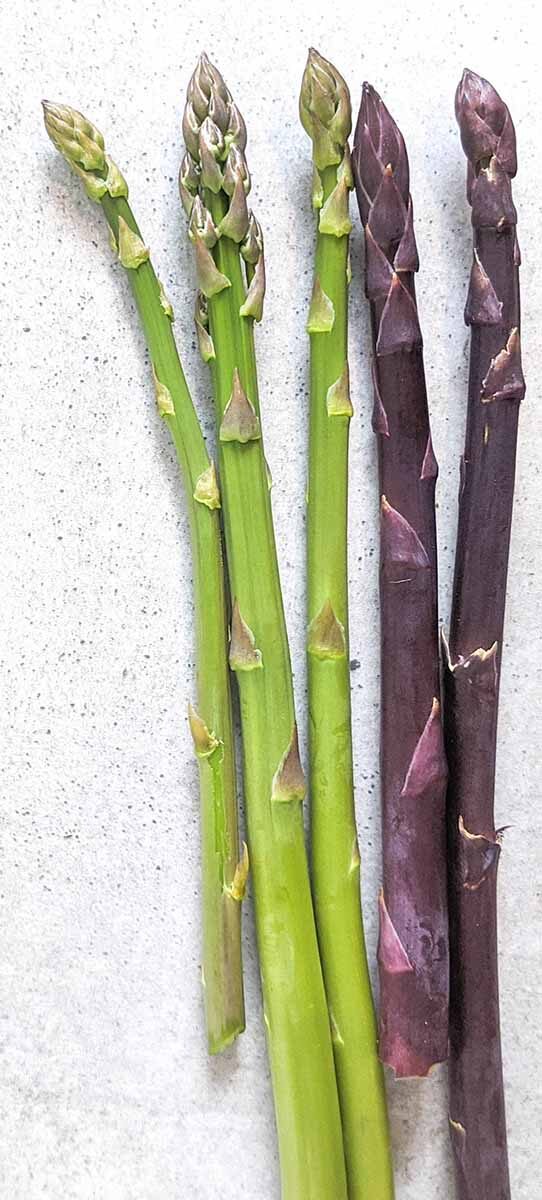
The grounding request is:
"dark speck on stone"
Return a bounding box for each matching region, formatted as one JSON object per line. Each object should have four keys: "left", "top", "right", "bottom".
{"left": 350, "top": 659, "right": 360, "bottom": 671}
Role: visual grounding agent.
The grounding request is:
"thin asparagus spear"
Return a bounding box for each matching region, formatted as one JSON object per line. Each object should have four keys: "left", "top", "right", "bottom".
{"left": 299, "top": 51, "right": 394, "bottom": 1200}
{"left": 42, "top": 102, "right": 246, "bottom": 1054}
{"left": 181, "top": 55, "right": 348, "bottom": 1200}
{"left": 445, "top": 70, "right": 525, "bottom": 1200}
{"left": 352, "top": 85, "right": 449, "bottom": 1077}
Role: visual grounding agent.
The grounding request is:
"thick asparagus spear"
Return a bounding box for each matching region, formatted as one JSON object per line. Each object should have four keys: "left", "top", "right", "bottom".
{"left": 42, "top": 102, "right": 246, "bottom": 1054}
{"left": 299, "top": 51, "right": 394, "bottom": 1199}
{"left": 180, "top": 55, "right": 348, "bottom": 1199}
{"left": 352, "top": 85, "right": 449, "bottom": 1077}
{"left": 445, "top": 70, "right": 525, "bottom": 1200}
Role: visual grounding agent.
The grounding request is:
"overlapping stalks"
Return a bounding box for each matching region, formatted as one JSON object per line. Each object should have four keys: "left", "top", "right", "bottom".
{"left": 180, "top": 55, "right": 348, "bottom": 1200}
{"left": 42, "top": 100, "right": 246, "bottom": 1055}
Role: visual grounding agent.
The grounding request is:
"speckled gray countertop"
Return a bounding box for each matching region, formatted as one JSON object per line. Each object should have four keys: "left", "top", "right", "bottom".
{"left": 2, "top": 1, "right": 540, "bottom": 1196}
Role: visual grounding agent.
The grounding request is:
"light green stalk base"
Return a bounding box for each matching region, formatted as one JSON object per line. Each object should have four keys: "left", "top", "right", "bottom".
{"left": 206, "top": 189, "right": 348, "bottom": 1199}
{"left": 307, "top": 164, "right": 394, "bottom": 1198}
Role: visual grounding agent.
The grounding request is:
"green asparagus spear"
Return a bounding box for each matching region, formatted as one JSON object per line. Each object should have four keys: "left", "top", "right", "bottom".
{"left": 300, "top": 51, "right": 394, "bottom": 1200}
{"left": 181, "top": 55, "right": 348, "bottom": 1200}
{"left": 42, "top": 101, "right": 246, "bottom": 1054}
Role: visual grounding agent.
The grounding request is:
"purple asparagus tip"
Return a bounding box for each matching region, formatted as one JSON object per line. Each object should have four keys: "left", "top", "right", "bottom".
{"left": 353, "top": 82, "right": 410, "bottom": 220}
{"left": 455, "top": 68, "right": 517, "bottom": 177}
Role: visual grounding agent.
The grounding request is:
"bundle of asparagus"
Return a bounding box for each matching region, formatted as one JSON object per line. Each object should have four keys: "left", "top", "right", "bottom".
{"left": 299, "top": 50, "right": 393, "bottom": 1199}
{"left": 352, "top": 84, "right": 449, "bottom": 1078}
{"left": 41, "top": 54, "right": 527, "bottom": 1200}
{"left": 42, "top": 101, "right": 246, "bottom": 1057}
{"left": 180, "top": 55, "right": 348, "bottom": 1199}
{"left": 445, "top": 69, "right": 524, "bottom": 1200}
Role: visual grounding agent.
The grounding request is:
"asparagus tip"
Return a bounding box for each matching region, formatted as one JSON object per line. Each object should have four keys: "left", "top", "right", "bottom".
{"left": 182, "top": 52, "right": 248, "bottom": 194}
{"left": 299, "top": 47, "right": 351, "bottom": 169}
{"left": 42, "top": 99, "right": 107, "bottom": 174}
{"left": 353, "top": 79, "right": 410, "bottom": 212}
{"left": 455, "top": 67, "right": 517, "bottom": 176}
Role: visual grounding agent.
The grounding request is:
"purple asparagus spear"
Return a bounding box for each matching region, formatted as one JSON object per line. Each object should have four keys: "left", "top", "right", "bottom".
{"left": 445, "top": 69, "right": 525, "bottom": 1200}
{"left": 352, "top": 85, "right": 449, "bottom": 1078}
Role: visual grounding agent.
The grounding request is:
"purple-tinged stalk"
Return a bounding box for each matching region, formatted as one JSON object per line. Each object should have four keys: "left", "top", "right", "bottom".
{"left": 445, "top": 69, "right": 525, "bottom": 1200}
{"left": 352, "top": 85, "right": 449, "bottom": 1078}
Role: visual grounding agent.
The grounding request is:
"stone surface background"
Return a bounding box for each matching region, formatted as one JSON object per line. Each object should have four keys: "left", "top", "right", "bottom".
{"left": 2, "top": 1, "right": 540, "bottom": 1195}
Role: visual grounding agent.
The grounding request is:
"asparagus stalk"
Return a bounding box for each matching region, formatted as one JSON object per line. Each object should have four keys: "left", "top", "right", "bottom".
{"left": 445, "top": 70, "right": 525, "bottom": 1200}
{"left": 352, "top": 85, "right": 449, "bottom": 1077}
{"left": 180, "top": 55, "right": 348, "bottom": 1199}
{"left": 42, "top": 102, "right": 246, "bottom": 1054}
{"left": 300, "top": 51, "right": 394, "bottom": 1199}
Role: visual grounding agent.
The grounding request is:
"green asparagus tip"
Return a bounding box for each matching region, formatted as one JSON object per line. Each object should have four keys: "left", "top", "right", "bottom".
{"left": 183, "top": 54, "right": 247, "bottom": 167}
{"left": 299, "top": 49, "right": 351, "bottom": 169}
{"left": 42, "top": 100, "right": 106, "bottom": 174}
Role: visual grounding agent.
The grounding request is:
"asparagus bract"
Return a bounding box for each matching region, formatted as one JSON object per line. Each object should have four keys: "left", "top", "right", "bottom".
{"left": 352, "top": 86, "right": 449, "bottom": 1077}
{"left": 445, "top": 70, "right": 525, "bottom": 1200}
{"left": 300, "top": 51, "right": 394, "bottom": 1199}
{"left": 181, "top": 57, "right": 348, "bottom": 1199}
{"left": 43, "top": 102, "right": 246, "bottom": 1054}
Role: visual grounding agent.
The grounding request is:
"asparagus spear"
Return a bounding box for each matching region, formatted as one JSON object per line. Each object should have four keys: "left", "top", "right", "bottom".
{"left": 352, "top": 85, "right": 449, "bottom": 1078}
{"left": 445, "top": 70, "right": 525, "bottom": 1200}
{"left": 42, "top": 102, "right": 246, "bottom": 1054}
{"left": 180, "top": 55, "right": 348, "bottom": 1200}
{"left": 300, "top": 51, "right": 394, "bottom": 1199}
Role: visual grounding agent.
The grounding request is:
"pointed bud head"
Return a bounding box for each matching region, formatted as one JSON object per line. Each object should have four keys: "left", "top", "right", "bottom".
{"left": 195, "top": 317, "right": 216, "bottom": 363}
{"left": 224, "top": 102, "right": 247, "bottom": 154}
{"left": 198, "top": 117, "right": 225, "bottom": 191}
{"left": 184, "top": 55, "right": 248, "bottom": 168}
{"left": 194, "top": 238, "right": 231, "bottom": 297}
{"left": 182, "top": 101, "right": 201, "bottom": 162}
{"left": 307, "top": 277, "right": 335, "bottom": 334}
{"left": 208, "top": 88, "right": 230, "bottom": 136}
{"left": 117, "top": 216, "right": 149, "bottom": 271}
{"left": 220, "top": 369, "right": 261, "bottom": 441}
{"left": 199, "top": 116, "right": 225, "bottom": 160}
{"left": 42, "top": 101, "right": 106, "bottom": 174}
{"left": 380, "top": 496, "right": 430, "bottom": 569}
{"left": 299, "top": 49, "right": 351, "bottom": 169}
{"left": 223, "top": 144, "right": 251, "bottom": 196}
{"left": 193, "top": 461, "right": 220, "bottom": 508}
{"left": 470, "top": 154, "right": 517, "bottom": 228}
{"left": 455, "top": 69, "right": 517, "bottom": 176}
{"left": 195, "top": 289, "right": 209, "bottom": 328}
{"left": 229, "top": 602, "right": 262, "bottom": 671}
{"left": 179, "top": 151, "right": 200, "bottom": 194}
{"left": 375, "top": 273, "right": 422, "bottom": 355}
{"left": 272, "top": 726, "right": 306, "bottom": 803}
{"left": 188, "top": 703, "right": 221, "bottom": 758}
{"left": 187, "top": 54, "right": 231, "bottom": 125}
{"left": 239, "top": 254, "right": 266, "bottom": 321}
{"left": 178, "top": 151, "right": 201, "bottom": 215}
{"left": 188, "top": 195, "right": 218, "bottom": 247}
{"left": 240, "top": 213, "right": 263, "bottom": 265}
{"left": 218, "top": 172, "right": 250, "bottom": 242}
{"left": 307, "top": 600, "right": 346, "bottom": 659}
{"left": 353, "top": 83, "right": 410, "bottom": 208}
